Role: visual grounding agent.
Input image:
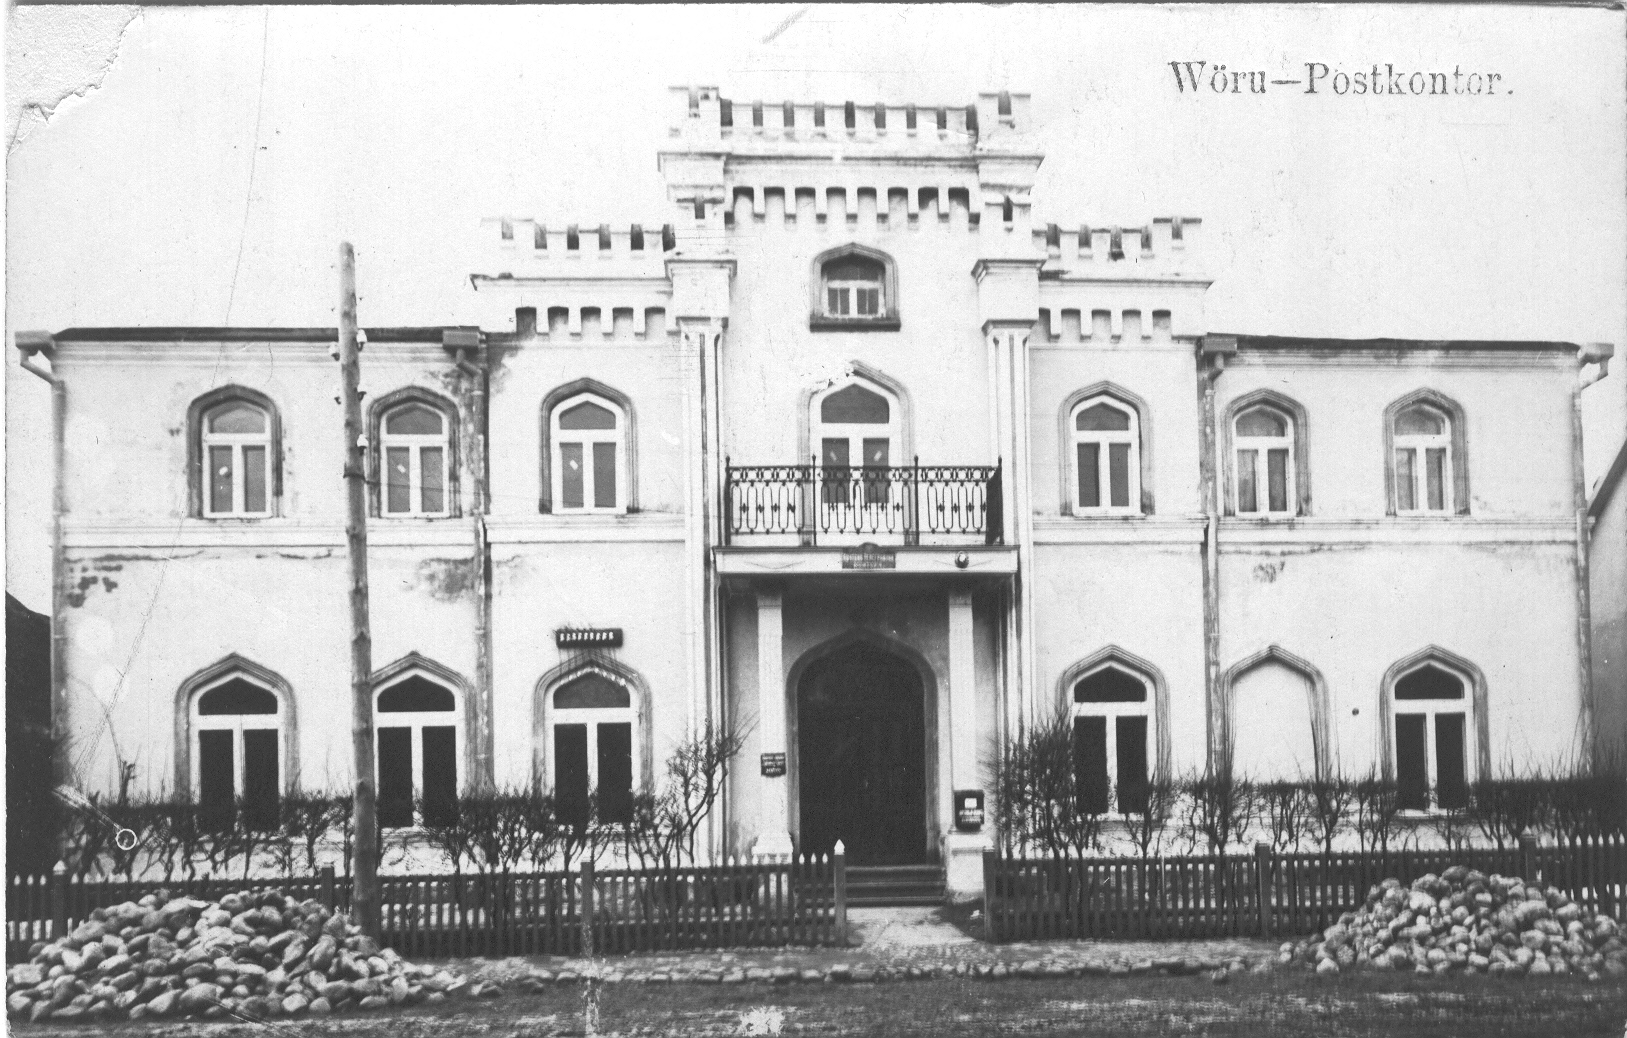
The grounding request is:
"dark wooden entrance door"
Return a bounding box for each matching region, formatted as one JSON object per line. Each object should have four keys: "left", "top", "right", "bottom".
{"left": 797, "top": 641, "right": 928, "bottom": 865}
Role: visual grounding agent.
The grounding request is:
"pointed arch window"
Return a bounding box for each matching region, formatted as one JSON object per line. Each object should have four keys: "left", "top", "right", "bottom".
{"left": 548, "top": 669, "right": 638, "bottom": 826}
{"left": 375, "top": 674, "right": 460, "bottom": 827}
{"left": 380, "top": 402, "right": 451, "bottom": 517}
{"left": 1385, "top": 391, "right": 1469, "bottom": 516}
{"left": 550, "top": 393, "right": 627, "bottom": 513}
{"left": 1233, "top": 405, "right": 1297, "bottom": 517}
{"left": 188, "top": 387, "right": 282, "bottom": 519}
{"left": 1071, "top": 396, "right": 1140, "bottom": 514}
{"left": 1072, "top": 666, "right": 1151, "bottom": 815}
{"left": 191, "top": 677, "right": 282, "bottom": 830}
{"left": 809, "top": 245, "right": 900, "bottom": 330}
{"left": 1390, "top": 662, "right": 1473, "bottom": 812}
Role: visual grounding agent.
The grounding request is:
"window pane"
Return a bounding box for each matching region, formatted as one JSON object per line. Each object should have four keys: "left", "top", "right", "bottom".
{"left": 1077, "top": 444, "right": 1101, "bottom": 508}
{"left": 593, "top": 442, "right": 617, "bottom": 508}
{"left": 1267, "top": 449, "right": 1289, "bottom": 513}
{"left": 1395, "top": 405, "right": 1444, "bottom": 436}
{"left": 857, "top": 288, "right": 879, "bottom": 316}
{"left": 827, "top": 288, "right": 842, "bottom": 314}
{"left": 242, "top": 729, "right": 279, "bottom": 831}
{"left": 1236, "top": 408, "right": 1286, "bottom": 437}
{"left": 377, "top": 727, "right": 414, "bottom": 828}
{"left": 1076, "top": 403, "right": 1131, "bottom": 432}
{"left": 558, "top": 401, "right": 617, "bottom": 430}
{"left": 209, "top": 446, "right": 234, "bottom": 513}
{"left": 421, "top": 726, "right": 458, "bottom": 826}
{"left": 1108, "top": 443, "right": 1131, "bottom": 507}
{"left": 1236, "top": 450, "right": 1258, "bottom": 513}
{"left": 825, "top": 258, "right": 883, "bottom": 282}
{"left": 384, "top": 404, "right": 443, "bottom": 435}
{"left": 378, "top": 676, "right": 456, "bottom": 712}
{"left": 1435, "top": 714, "right": 1467, "bottom": 809}
{"left": 198, "top": 729, "right": 234, "bottom": 826}
{"left": 1395, "top": 714, "right": 1429, "bottom": 811}
{"left": 198, "top": 679, "right": 278, "bottom": 715}
{"left": 862, "top": 439, "right": 889, "bottom": 467}
{"left": 1115, "top": 716, "right": 1149, "bottom": 814}
{"left": 1073, "top": 717, "right": 1110, "bottom": 814}
{"left": 830, "top": 288, "right": 849, "bottom": 315}
{"left": 242, "top": 445, "right": 267, "bottom": 513}
{"left": 822, "top": 438, "right": 851, "bottom": 505}
{"left": 555, "top": 724, "right": 590, "bottom": 828}
{"left": 208, "top": 403, "right": 266, "bottom": 435}
{"left": 860, "top": 439, "right": 889, "bottom": 505}
{"left": 1395, "top": 665, "right": 1463, "bottom": 700}
{"left": 820, "top": 385, "right": 890, "bottom": 424}
{"left": 386, "top": 447, "right": 411, "bottom": 514}
{"left": 1074, "top": 668, "right": 1147, "bottom": 703}
{"left": 597, "top": 722, "right": 634, "bottom": 825}
{"left": 560, "top": 442, "right": 584, "bottom": 509}
{"left": 1396, "top": 449, "right": 1416, "bottom": 511}
{"left": 420, "top": 447, "right": 444, "bottom": 513}
{"left": 1426, "top": 448, "right": 1446, "bottom": 511}
{"left": 556, "top": 673, "right": 631, "bottom": 709}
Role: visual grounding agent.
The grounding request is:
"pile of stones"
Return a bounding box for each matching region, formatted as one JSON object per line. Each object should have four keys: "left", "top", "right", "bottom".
{"left": 6, "top": 889, "right": 475, "bottom": 1023}
{"left": 1279, "top": 865, "right": 1627, "bottom": 979}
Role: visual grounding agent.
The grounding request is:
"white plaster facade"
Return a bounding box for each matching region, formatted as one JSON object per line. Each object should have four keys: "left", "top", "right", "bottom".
{"left": 18, "top": 87, "right": 1612, "bottom": 896}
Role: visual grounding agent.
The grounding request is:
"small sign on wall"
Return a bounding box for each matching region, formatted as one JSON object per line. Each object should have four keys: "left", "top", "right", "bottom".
{"left": 955, "top": 789, "right": 985, "bottom": 832}
{"left": 841, "top": 543, "right": 896, "bottom": 570}
{"left": 556, "top": 627, "right": 623, "bottom": 648}
{"left": 760, "top": 752, "right": 787, "bottom": 777}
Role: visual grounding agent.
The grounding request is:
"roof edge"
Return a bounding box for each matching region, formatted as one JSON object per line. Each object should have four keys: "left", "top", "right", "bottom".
{"left": 47, "top": 326, "right": 479, "bottom": 344}
{"left": 1215, "top": 334, "right": 1580, "bottom": 353}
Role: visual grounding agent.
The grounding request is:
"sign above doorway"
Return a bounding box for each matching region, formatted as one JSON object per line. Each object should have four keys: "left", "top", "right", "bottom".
{"left": 840, "top": 544, "right": 896, "bottom": 570}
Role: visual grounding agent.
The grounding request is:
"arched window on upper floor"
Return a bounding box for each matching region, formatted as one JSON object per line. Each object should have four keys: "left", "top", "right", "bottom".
{"left": 1385, "top": 390, "right": 1470, "bottom": 516}
{"left": 539, "top": 379, "right": 639, "bottom": 515}
{"left": 368, "top": 389, "right": 460, "bottom": 518}
{"left": 809, "top": 244, "right": 900, "bottom": 331}
{"left": 1224, "top": 390, "right": 1311, "bottom": 518}
{"left": 188, "top": 387, "right": 282, "bottom": 519}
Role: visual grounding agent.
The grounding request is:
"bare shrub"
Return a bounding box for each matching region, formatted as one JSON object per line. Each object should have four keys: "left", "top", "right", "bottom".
{"left": 1304, "top": 774, "right": 1357, "bottom": 857}
{"left": 1259, "top": 781, "right": 1311, "bottom": 854}
{"left": 992, "top": 707, "right": 1107, "bottom": 858}
{"left": 1351, "top": 771, "right": 1403, "bottom": 854}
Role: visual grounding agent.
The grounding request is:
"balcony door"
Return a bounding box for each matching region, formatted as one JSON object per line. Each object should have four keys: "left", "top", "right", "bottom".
{"left": 813, "top": 380, "right": 902, "bottom": 543}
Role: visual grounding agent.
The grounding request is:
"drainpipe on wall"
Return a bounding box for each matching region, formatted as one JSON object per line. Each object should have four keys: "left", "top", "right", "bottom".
{"left": 17, "top": 332, "right": 67, "bottom": 789}
{"left": 1573, "top": 342, "right": 1614, "bottom": 762}
{"left": 448, "top": 329, "right": 495, "bottom": 789}
{"left": 1197, "top": 335, "right": 1236, "bottom": 777}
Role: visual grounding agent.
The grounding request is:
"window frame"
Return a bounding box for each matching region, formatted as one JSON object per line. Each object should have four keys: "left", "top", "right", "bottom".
{"left": 380, "top": 403, "right": 452, "bottom": 518}
{"left": 1378, "top": 647, "right": 1489, "bottom": 816}
{"left": 1069, "top": 395, "right": 1142, "bottom": 516}
{"left": 1232, "top": 405, "right": 1297, "bottom": 518}
{"left": 373, "top": 673, "right": 463, "bottom": 830}
{"left": 189, "top": 676, "right": 282, "bottom": 823}
{"left": 1383, "top": 390, "right": 1470, "bottom": 517}
{"left": 1070, "top": 664, "right": 1153, "bottom": 818}
{"left": 539, "top": 378, "right": 639, "bottom": 515}
{"left": 1392, "top": 404, "right": 1453, "bottom": 515}
{"left": 540, "top": 663, "right": 645, "bottom": 824}
{"left": 808, "top": 243, "right": 900, "bottom": 331}
{"left": 1221, "top": 390, "right": 1311, "bottom": 519}
{"left": 173, "top": 654, "right": 297, "bottom": 810}
{"left": 810, "top": 376, "right": 903, "bottom": 533}
{"left": 549, "top": 392, "right": 628, "bottom": 515}
{"left": 187, "top": 386, "right": 283, "bottom": 520}
{"left": 1388, "top": 662, "right": 1474, "bottom": 814}
{"left": 367, "top": 388, "right": 460, "bottom": 519}
{"left": 201, "top": 402, "right": 274, "bottom": 519}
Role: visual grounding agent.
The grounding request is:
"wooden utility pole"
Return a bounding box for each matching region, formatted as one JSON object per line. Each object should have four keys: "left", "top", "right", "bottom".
{"left": 339, "top": 242, "right": 380, "bottom": 937}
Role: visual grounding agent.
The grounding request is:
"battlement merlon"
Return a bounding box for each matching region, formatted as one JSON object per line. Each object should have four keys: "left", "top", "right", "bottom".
{"left": 662, "top": 85, "right": 1038, "bottom": 158}
{"left": 1030, "top": 218, "right": 1206, "bottom": 275}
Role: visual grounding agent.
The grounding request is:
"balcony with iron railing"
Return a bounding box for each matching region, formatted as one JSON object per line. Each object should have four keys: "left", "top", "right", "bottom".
{"left": 724, "top": 458, "right": 1003, "bottom": 547}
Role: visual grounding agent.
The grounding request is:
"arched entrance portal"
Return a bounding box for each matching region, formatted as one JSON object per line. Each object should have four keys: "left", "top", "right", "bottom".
{"left": 796, "top": 640, "right": 929, "bottom": 865}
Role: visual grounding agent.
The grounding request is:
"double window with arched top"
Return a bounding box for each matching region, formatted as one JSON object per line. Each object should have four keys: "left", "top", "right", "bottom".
{"left": 551, "top": 393, "right": 627, "bottom": 513}
{"left": 1385, "top": 391, "right": 1469, "bottom": 516}
{"left": 1389, "top": 660, "right": 1473, "bottom": 812}
{"left": 1071, "top": 396, "right": 1140, "bottom": 514}
{"left": 190, "top": 675, "right": 282, "bottom": 830}
{"left": 381, "top": 402, "right": 451, "bottom": 517}
{"left": 375, "top": 671, "right": 461, "bottom": 828}
{"left": 810, "top": 244, "right": 900, "bottom": 330}
{"left": 189, "top": 387, "right": 282, "bottom": 519}
{"left": 1233, "top": 404, "right": 1296, "bottom": 516}
{"left": 1072, "top": 665, "right": 1152, "bottom": 815}
{"left": 548, "top": 669, "right": 637, "bottom": 825}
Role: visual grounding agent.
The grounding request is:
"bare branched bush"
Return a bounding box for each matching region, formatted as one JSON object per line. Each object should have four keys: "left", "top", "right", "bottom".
{"left": 1121, "top": 771, "right": 1179, "bottom": 860}
{"left": 1352, "top": 771, "right": 1403, "bottom": 854}
{"left": 1259, "top": 781, "right": 1311, "bottom": 854}
{"left": 992, "top": 708, "right": 1107, "bottom": 858}
{"left": 1304, "top": 774, "right": 1356, "bottom": 857}
{"left": 1181, "top": 769, "right": 1257, "bottom": 854}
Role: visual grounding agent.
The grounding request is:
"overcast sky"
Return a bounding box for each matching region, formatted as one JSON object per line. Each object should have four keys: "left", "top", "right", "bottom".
{"left": 7, "top": 4, "right": 1626, "bottom": 611}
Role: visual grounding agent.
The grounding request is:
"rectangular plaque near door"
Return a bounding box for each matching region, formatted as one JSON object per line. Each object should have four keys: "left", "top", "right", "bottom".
{"left": 760, "top": 752, "right": 786, "bottom": 777}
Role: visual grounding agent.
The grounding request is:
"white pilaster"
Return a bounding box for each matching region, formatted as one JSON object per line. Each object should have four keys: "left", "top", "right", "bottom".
{"left": 752, "top": 586, "right": 794, "bottom": 860}
{"left": 944, "top": 588, "right": 989, "bottom": 897}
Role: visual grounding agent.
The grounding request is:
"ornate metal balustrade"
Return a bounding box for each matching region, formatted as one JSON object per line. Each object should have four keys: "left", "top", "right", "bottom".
{"left": 724, "top": 459, "right": 1003, "bottom": 546}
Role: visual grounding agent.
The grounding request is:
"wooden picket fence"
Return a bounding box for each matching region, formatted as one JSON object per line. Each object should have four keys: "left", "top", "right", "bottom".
{"left": 984, "top": 834, "right": 1627, "bottom": 942}
{"left": 8, "top": 854, "right": 846, "bottom": 962}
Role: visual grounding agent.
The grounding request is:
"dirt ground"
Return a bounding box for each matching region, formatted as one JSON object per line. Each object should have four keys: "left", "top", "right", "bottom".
{"left": 11, "top": 970, "right": 1627, "bottom": 1036}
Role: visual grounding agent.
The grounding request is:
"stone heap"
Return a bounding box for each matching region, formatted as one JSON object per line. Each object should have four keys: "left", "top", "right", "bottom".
{"left": 5, "top": 889, "right": 476, "bottom": 1023}
{"left": 1279, "top": 865, "right": 1627, "bottom": 979}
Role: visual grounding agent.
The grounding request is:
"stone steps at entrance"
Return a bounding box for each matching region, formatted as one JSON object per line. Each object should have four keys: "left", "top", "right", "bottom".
{"left": 845, "top": 865, "right": 946, "bottom": 907}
